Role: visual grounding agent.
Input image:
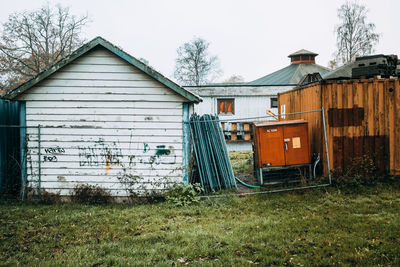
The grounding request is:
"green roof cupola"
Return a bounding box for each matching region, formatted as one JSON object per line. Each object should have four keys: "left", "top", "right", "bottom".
{"left": 247, "top": 49, "right": 330, "bottom": 86}
{"left": 288, "top": 49, "right": 318, "bottom": 64}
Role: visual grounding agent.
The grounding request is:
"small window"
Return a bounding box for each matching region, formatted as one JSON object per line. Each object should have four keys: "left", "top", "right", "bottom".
{"left": 300, "top": 55, "right": 310, "bottom": 61}
{"left": 270, "top": 97, "right": 278, "bottom": 108}
{"left": 292, "top": 56, "right": 300, "bottom": 62}
{"left": 217, "top": 99, "right": 234, "bottom": 115}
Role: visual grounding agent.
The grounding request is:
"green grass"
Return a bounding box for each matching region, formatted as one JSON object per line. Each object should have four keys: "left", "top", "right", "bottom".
{"left": 229, "top": 150, "right": 254, "bottom": 175}
{"left": 1, "top": 181, "right": 400, "bottom": 266}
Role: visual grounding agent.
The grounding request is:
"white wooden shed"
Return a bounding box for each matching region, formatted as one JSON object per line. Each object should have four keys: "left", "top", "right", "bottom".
{"left": 6, "top": 37, "right": 201, "bottom": 198}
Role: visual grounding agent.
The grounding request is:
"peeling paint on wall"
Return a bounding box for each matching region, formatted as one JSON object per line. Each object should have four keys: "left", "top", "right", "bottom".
{"left": 78, "top": 138, "right": 123, "bottom": 167}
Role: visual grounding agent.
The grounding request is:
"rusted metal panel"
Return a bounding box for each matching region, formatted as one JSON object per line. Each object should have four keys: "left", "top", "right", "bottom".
{"left": 283, "top": 123, "right": 310, "bottom": 166}
{"left": 278, "top": 78, "right": 400, "bottom": 176}
{"left": 255, "top": 126, "right": 286, "bottom": 167}
{"left": 253, "top": 120, "right": 310, "bottom": 168}
{"left": 333, "top": 135, "right": 388, "bottom": 174}
{"left": 328, "top": 107, "right": 364, "bottom": 127}
{"left": 393, "top": 79, "right": 400, "bottom": 174}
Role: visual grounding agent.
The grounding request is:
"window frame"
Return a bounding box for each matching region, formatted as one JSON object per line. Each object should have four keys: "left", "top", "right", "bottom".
{"left": 217, "top": 98, "right": 235, "bottom": 115}
{"left": 270, "top": 97, "right": 278, "bottom": 108}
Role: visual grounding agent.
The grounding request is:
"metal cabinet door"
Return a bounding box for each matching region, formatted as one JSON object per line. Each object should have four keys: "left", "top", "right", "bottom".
{"left": 258, "top": 126, "right": 285, "bottom": 167}
{"left": 282, "top": 124, "right": 310, "bottom": 166}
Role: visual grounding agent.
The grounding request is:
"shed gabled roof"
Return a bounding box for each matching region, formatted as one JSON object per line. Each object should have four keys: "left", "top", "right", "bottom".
{"left": 6, "top": 37, "right": 201, "bottom": 103}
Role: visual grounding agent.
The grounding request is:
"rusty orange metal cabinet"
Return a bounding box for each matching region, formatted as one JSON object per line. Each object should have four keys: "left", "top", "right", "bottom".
{"left": 253, "top": 120, "right": 310, "bottom": 168}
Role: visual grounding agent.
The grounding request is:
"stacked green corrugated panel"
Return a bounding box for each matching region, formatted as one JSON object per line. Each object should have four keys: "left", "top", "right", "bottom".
{"left": 189, "top": 114, "right": 236, "bottom": 193}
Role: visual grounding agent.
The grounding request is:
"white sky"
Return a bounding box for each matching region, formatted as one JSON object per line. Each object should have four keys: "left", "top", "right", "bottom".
{"left": 1, "top": 0, "right": 399, "bottom": 82}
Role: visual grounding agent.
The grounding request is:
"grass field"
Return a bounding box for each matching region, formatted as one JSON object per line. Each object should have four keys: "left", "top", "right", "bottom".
{"left": 1, "top": 180, "right": 400, "bottom": 266}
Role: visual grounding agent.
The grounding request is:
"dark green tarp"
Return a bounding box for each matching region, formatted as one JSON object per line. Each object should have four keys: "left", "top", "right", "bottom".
{"left": 0, "top": 100, "right": 21, "bottom": 196}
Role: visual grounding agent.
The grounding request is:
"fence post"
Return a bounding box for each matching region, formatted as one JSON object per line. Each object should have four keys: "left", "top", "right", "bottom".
{"left": 182, "top": 103, "right": 190, "bottom": 185}
{"left": 321, "top": 108, "right": 331, "bottom": 184}
{"left": 20, "top": 102, "right": 27, "bottom": 200}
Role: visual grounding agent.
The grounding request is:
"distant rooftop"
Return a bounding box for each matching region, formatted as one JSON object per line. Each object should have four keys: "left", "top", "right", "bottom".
{"left": 247, "top": 49, "right": 330, "bottom": 86}
{"left": 322, "top": 62, "right": 354, "bottom": 80}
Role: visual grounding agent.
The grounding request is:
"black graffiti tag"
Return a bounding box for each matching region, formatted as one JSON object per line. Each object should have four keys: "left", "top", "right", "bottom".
{"left": 78, "top": 139, "right": 123, "bottom": 167}
{"left": 43, "top": 146, "right": 65, "bottom": 162}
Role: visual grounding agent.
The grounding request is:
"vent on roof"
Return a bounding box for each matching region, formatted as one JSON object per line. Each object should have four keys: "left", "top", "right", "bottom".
{"left": 288, "top": 49, "right": 318, "bottom": 64}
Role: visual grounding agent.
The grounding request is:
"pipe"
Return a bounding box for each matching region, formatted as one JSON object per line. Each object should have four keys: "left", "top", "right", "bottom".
{"left": 234, "top": 176, "right": 261, "bottom": 189}
{"left": 313, "top": 154, "right": 321, "bottom": 179}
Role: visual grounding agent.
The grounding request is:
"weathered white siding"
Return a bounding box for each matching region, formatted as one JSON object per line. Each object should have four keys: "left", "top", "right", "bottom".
{"left": 193, "top": 95, "right": 278, "bottom": 120}
{"left": 20, "top": 47, "right": 188, "bottom": 196}
{"left": 187, "top": 85, "right": 293, "bottom": 120}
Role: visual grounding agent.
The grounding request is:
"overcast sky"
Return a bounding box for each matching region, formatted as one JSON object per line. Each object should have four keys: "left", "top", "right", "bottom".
{"left": 1, "top": 0, "right": 399, "bottom": 82}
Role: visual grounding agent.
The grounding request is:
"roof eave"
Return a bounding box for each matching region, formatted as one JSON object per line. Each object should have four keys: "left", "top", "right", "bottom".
{"left": 6, "top": 39, "right": 100, "bottom": 100}
{"left": 99, "top": 39, "right": 201, "bottom": 103}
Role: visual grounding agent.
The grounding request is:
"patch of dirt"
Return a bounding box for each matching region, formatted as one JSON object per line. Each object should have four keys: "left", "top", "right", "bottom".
{"left": 235, "top": 174, "right": 259, "bottom": 192}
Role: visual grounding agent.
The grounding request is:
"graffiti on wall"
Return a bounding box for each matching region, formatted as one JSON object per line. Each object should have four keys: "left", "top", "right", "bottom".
{"left": 75, "top": 138, "right": 176, "bottom": 171}
{"left": 78, "top": 138, "right": 123, "bottom": 169}
{"left": 39, "top": 136, "right": 177, "bottom": 173}
{"left": 43, "top": 146, "right": 66, "bottom": 162}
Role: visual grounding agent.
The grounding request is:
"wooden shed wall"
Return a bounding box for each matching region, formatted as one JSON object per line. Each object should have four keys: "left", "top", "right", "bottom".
{"left": 279, "top": 78, "right": 400, "bottom": 176}
{"left": 17, "top": 47, "right": 188, "bottom": 196}
{"left": 278, "top": 84, "right": 322, "bottom": 168}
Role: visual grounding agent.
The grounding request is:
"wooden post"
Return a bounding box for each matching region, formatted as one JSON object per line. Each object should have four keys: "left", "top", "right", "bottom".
{"left": 231, "top": 122, "right": 237, "bottom": 141}
{"left": 244, "top": 123, "right": 251, "bottom": 140}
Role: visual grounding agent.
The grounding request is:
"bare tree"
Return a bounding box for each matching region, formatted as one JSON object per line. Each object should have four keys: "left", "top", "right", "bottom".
{"left": 334, "top": 1, "right": 380, "bottom": 64}
{"left": 328, "top": 59, "right": 338, "bottom": 70}
{"left": 174, "top": 37, "right": 221, "bottom": 86}
{"left": 222, "top": 74, "right": 244, "bottom": 84}
{"left": 0, "top": 4, "right": 89, "bottom": 90}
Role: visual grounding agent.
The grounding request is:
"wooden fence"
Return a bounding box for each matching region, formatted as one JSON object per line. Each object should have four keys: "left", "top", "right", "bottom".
{"left": 278, "top": 78, "right": 400, "bottom": 176}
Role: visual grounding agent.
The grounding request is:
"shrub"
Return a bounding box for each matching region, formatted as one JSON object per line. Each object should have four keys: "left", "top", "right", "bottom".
{"left": 331, "top": 154, "right": 380, "bottom": 186}
{"left": 71, "top": 184, "right": 111, "bottom": 204}
{"left": 165, "top": 183, "right": 203, "bottom": 206}
{"left": 40, "top": 190, "right": 61, "bottom": 204}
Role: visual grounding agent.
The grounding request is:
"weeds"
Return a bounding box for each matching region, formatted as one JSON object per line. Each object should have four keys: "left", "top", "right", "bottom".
{"left": 70, "top": 184, "right": 111, "bottom": 204}
{"left": 165, "top": 183, "right": 203, "bottom": 206}
{"left": 39, "top": 190, "right": 61, "bottom": 204}
{"left": 331, "top": 154, "right": 381, "bottom": 187}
